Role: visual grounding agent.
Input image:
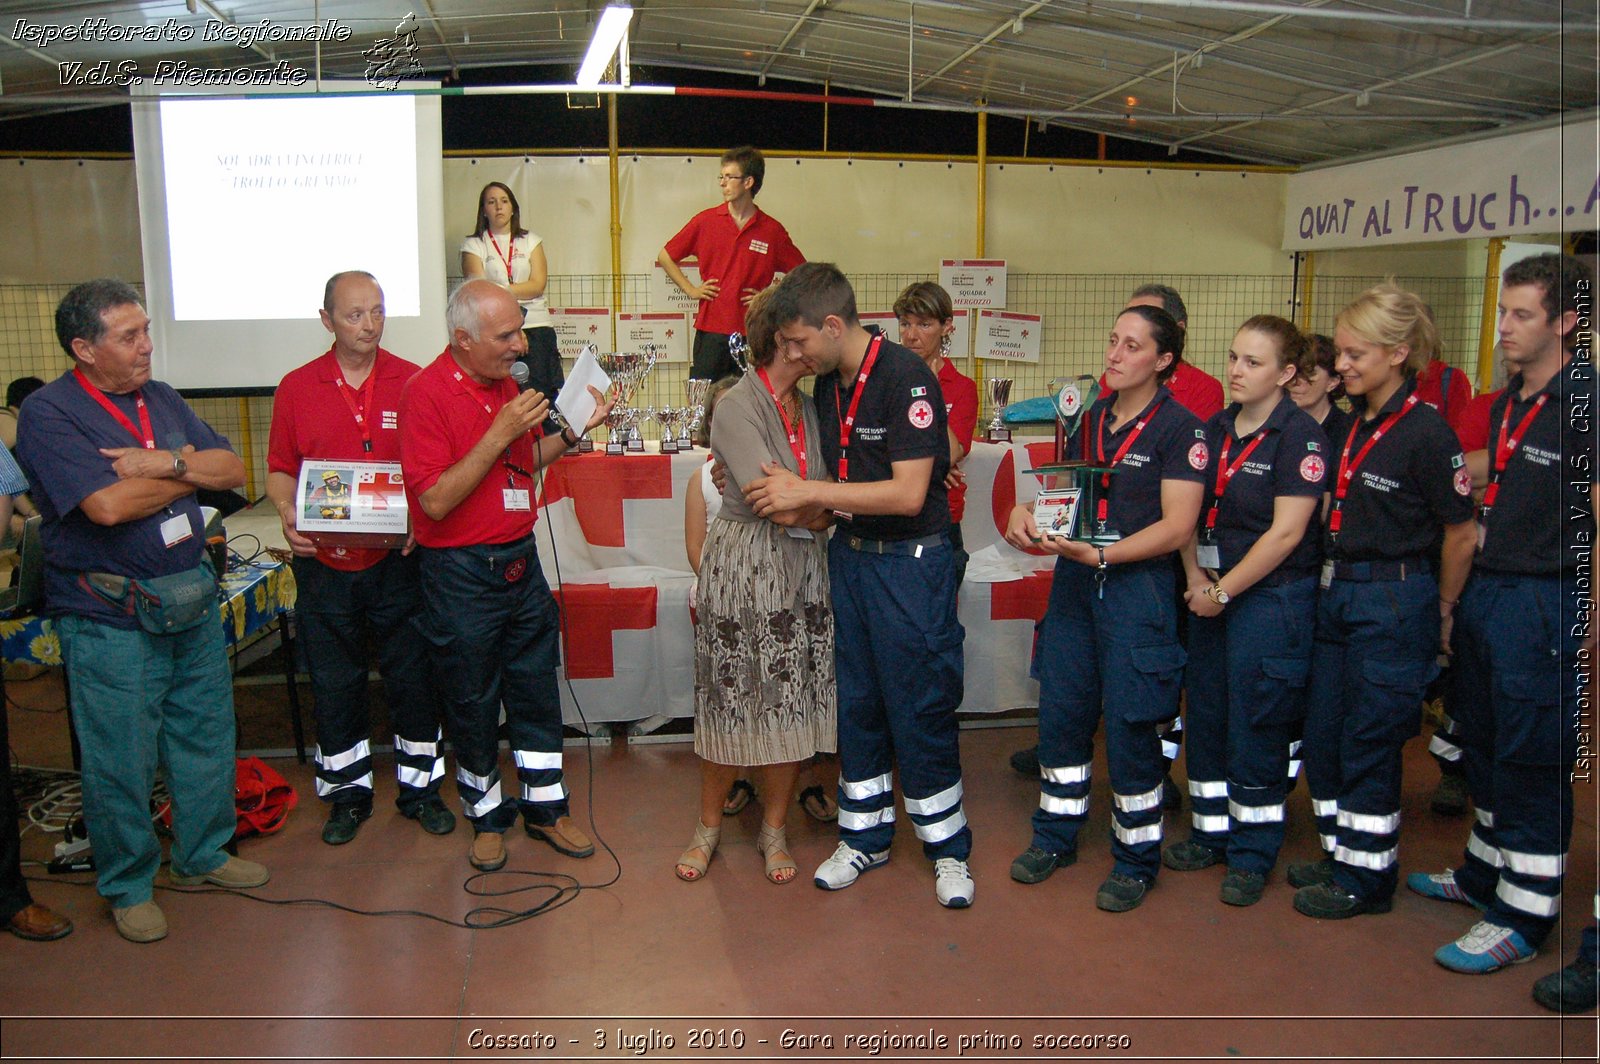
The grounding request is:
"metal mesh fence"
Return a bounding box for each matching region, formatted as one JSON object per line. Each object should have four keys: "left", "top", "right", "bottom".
{"left": 0, "top": 270, "right": 1489, "bottom": 498}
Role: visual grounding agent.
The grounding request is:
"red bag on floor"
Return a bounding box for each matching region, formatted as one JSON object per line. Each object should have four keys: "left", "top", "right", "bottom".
{"left": 233, "top": 757, "right": 298, "bottom": 839}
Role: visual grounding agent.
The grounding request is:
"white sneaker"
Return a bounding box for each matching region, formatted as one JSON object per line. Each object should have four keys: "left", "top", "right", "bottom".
{"left": 813, "top": 842, "right": 889, "bottom": 890}
{"left": 934, "top": 857, "right": 974, "bottom": 908}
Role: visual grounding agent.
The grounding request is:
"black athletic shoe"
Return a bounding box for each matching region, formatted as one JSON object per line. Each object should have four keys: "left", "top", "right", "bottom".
{"left": 1220, "top": 868, "right": 1266, "bottom": 907}
{"left": 1095, "top": 872, "right": 1152, "bottom": 913}
{"left": 1292, "top": 881, "right": 1393, "bottom": 920}
{"left": 1286, "top": 856, "right": 1336, "bottom": 889}
{"left": 1532, "top": 957, "right": 1599, "bottom": 1014}
{"left": 321, "top": 801, "right": 372, "bottom": 846}
{"left": 1009, "top": 746, "right": 1040, "bottom": 777}
{"left": 1430, "top": 773, "right": 1471, "bottom": 816}
{"left": 1010, "top": 846, "right": 1074, "bottom": 884}
{"left": 408, "top": 798, "right": 457, "bottom": 836}
{"left": 1162, "top": 839, "right": 1223, "bottom": 871}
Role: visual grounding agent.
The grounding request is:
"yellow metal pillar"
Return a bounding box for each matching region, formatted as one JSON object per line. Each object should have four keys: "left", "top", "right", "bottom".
{"left": 1476, "top": 238, "right": 1507, "bottom": 392}
{"left": 608, "top": 94, "right": 622, "bottom": 351}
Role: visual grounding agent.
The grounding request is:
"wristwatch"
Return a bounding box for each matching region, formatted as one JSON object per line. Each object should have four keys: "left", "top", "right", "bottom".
{"left": 1206, "top": 583, "right": 1231, "bottom": 605}
{"left": 171, "top": 450, "right": 188, "bottom": 478}
{"left": 560, "top": 426, "right": 582, "bottom": 448}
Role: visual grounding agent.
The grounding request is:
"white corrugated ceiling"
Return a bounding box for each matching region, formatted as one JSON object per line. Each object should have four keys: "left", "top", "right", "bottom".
{"left": 1, "top": 1, "right": 1594, "bottom": 165}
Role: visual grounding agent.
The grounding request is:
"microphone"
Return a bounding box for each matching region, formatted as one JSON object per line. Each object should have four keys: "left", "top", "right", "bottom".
{"left": 508, "top": 361, "right": 531, "bottom": 391}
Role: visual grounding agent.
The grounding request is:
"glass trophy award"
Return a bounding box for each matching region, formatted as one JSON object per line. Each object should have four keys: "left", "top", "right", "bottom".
{"left": 1024, "top": 462, "right": 1122, "bottom": 545}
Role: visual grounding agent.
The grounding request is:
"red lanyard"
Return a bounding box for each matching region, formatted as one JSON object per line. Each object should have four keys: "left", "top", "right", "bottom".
{"left": 73, "top": 368, "right": 154, "bottom": 449}
{"left": 1203, "top": 429, "right": 1271, "bottom": 532}
{"left": 1094, "top": 398, "right": 1164, "bottom": 525}
{"left": 833, "top": 333, "right": 884, "bottom": 482}
{"left": 756, "top": 367, "right": 807, "bottom": 479}
{"left": 333, "top": 365, "right": 378, "bottom": 453}
{"left": 1329, "top": 394, "right": 1419, "bottom": 535}
{"left": 1481, "top": 393, "right": 1549, "bottom": 512}
{"left": 487, "top": 232, "right": 516, "bottom": 283}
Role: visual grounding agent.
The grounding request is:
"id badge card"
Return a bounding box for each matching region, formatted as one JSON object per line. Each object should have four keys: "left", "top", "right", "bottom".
{"left": 160, "top": 512, "right": 194, "bottom": 548}
{"left": 1196, "top": 542, "right": 1221, "bottom": 571}
{"left": 1320, "top": 560, "right": 1334, "bottom": 590}
{"left": 785, "top": 527, "right": 814, "bottom": 540}
{"left": 503, "top": 488, "right": 531, "bottom": 511}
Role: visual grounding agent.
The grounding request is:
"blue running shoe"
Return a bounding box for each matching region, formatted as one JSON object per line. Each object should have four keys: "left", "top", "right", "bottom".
{"left": 1435, "top": 921, "right": 1536, "bottom": 974}
{"left": 1406, "top": 869, "right": 1487, "bottom": 910}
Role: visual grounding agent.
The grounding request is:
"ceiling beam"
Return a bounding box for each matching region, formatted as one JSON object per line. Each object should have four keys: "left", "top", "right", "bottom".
{"left": 758, "top": 0, "right": 825, "bottom": 83}
{"left": 912, "top": 0, "right": 1053, "bottom": 97}
{"left": 1098, "top": 0, "right": 1592, "bottom": 33}
{"left": 1168, "top": 34, "right": 1553, "bottom": 151}
{"left": 1070, "top": 0, "right": 1336, "bottom": 109}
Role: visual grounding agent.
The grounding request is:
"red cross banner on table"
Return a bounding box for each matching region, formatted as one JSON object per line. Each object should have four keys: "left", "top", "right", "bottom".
{"left": 531, "top": 440, "right": 1058, "bottom": 723}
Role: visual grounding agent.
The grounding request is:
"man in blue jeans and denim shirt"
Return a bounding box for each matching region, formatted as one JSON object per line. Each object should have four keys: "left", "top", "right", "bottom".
{"left": 17, "top": 279, "right": 268, "bottom": 943}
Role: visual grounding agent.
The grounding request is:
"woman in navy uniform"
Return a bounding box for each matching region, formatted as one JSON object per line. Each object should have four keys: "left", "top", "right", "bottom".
{"left": 1004, "top": 304, "right": 1207, "bottom": 912}
{"left": 1160, "top": 316, "right": 1328, "bottom": 906}
{"left": 1290, "top": 283, "right": 1476, "bottom": 920}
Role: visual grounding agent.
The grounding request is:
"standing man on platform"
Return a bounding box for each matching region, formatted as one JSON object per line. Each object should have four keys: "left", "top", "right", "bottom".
{"left": 658, "top": 145, "right": 805, "bottom": 380}
{"left": 266, "top": 271, "right": 455, "bottom": 846}
{"left": 746, "top": 262, "right": 974, "bottom": 909}
{"left": 399, "top": 280, "right": 610, "bottom": 872}
{"left": 17, "top": 280, "right": 267, "bottom": 943}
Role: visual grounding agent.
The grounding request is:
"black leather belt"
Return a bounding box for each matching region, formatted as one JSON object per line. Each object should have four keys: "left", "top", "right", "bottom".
{"left": 1328, "top": 557, "right": 1429, "bottom": 582}
{"left": 841, "top": 532, "right": 948, "bottom": 557}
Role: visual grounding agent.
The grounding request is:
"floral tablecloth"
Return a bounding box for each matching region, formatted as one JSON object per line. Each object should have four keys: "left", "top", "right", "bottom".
{"left": 0, "top": 561, "right": 297, "bottom": 666}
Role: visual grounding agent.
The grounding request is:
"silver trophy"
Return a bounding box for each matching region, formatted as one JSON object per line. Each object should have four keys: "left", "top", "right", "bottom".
{"left": 683, "top": 378, "right": 712, "bottom": 449}
{"left": 727, "top": 333, "right": 751, "bottom": 374}
{"left": 597, "top": 347, "right": 660, "bottom": 456}
{"left": 985, "top": 377, "right": 1014, "bottom": 443}
{"left": 602, "top": 406, "right": 629, "bottom": 456}
{"left": 649, "top": 407, "right": 681, "bottom": 454}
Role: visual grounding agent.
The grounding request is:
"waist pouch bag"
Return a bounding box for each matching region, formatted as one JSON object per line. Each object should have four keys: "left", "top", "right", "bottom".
{"left": 82, "top": 562, "right": 218, "bottom": 635}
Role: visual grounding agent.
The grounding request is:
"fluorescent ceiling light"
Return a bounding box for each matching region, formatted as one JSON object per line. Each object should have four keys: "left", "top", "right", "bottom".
{"left": 576, "top": 5, "right": 634, "bottom": 88}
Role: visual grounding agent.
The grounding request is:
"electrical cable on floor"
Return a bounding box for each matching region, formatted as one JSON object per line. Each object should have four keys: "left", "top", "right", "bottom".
{"left": 15, "top": 432, "right": 628, "bottom": 930}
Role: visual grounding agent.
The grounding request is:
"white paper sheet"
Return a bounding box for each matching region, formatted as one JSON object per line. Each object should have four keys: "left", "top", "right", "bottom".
{"left": 556, "top": 348, "right": 612, "bottom": 432}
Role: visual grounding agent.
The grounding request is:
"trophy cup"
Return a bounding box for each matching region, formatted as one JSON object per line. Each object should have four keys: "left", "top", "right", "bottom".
{"left": 728, "top": 333, "right": 751, "bottom": 374}
{"left": 985, "top": 377, "right": 1013, "bottom": 443}
{"left": 597, "top": 347, "right": 660, "bottom": 456}
{"left": 650, "top": 407, "right": 681, "bottom": 454}
{"left": 683, "top": 378, "right": 712, "bottom": 450}
{"left": 602, "top": 405, "right": 629, "bottom": 456}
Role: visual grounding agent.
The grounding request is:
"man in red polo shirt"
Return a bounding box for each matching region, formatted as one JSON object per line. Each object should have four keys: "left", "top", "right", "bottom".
{"left": 658, "top": 145, "right": 805, "bottom": 380}
{"left": 267, "top": 271, "right": 454, "bottom": 846}
{"left": 399, "top": 280, "right": 610, "bottom": 873}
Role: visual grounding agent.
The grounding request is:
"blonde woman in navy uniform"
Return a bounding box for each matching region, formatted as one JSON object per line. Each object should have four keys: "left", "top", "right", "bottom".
{"left": 1290, "top": 283, "right": 1476, "bottom": 920}
{"left": 1160, "top": 316, "right": 1327, "bottom": 907}
{"left": 1003, "top": 304, "right": 1207, "bottom": 912}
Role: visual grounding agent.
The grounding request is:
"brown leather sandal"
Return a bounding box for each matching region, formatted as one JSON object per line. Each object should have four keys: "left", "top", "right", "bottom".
{"left": 757, "top": 822, "right": 797, "bottom": 885}
{"left": 675, "top": 821, "right": 721, "bottom": 882}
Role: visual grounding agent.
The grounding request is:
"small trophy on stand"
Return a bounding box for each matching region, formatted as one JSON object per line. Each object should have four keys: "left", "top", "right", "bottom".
{"left": 728, "top": 333, "right": 751, "bottom": 374}
{"left": 651, "top": 408, "right": 681, "bottom": 454}
{"left": 602, "top": 405, "right": 629, "bottom": 456}
{"left": 682, "top": 378, "right": 712, "bottom": 450}
{"left": 985, "top": 377, "right": 1013, "bottom": 443}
